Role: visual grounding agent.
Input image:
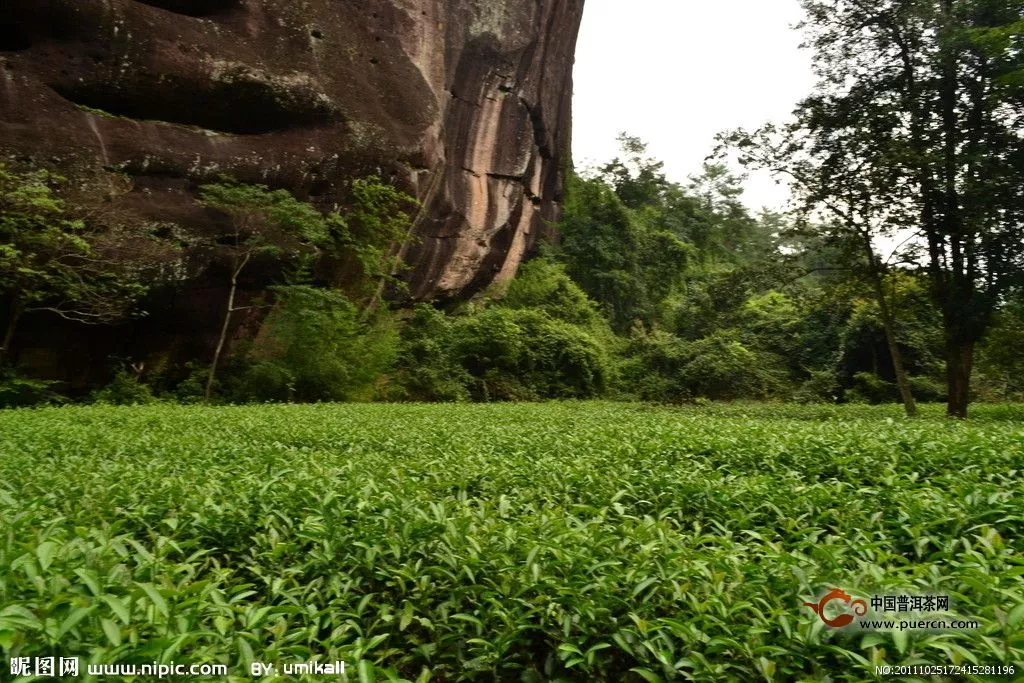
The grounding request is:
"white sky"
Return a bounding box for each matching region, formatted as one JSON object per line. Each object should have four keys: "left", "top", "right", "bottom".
{"left": 571, "top": 0, "right": 816, "bottom": 213}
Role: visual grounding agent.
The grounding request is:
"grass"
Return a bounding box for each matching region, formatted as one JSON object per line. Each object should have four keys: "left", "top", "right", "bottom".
{"left": 0, "top": 402, "right": 1022, "bottom": 681}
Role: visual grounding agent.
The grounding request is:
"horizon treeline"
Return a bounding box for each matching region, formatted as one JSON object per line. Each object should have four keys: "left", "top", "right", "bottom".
{"left": 2, "top": 134, "right": 1021, "bottom": 412}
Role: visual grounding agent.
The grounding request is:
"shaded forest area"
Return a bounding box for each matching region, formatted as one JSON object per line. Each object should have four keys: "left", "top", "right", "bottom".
{"left": 2, "top": 138, "right": 1021, "bottom": 414}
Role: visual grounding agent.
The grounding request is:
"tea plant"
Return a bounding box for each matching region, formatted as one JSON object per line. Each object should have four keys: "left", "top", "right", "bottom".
{"left": 0, "top": 402, "right": 1021, "bottom": 681}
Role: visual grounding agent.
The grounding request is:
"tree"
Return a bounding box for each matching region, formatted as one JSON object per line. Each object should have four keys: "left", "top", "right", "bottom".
{"left": 725, "top": 0, "right": 1024, "bottom": 417}
{"left": 558, "top": 173, "right": 651, "bottom": 332}
{"left": 344, "top": 176, "right": 417, "bottom": 315}
{"left": 197, "top": 180, "right": 336, "bottom": 400}
{"left": 234, "top": 286, "right": 398, "bottom": 403}
{"left": 974, "top": 290, "right": 1024, "bottom": 399}
{"left": 597, "top": 133, "right": 672, "bottom": 210}
{"left": 562, "top": 137, "right": 694, "bottom": 333}
{"left": 0, "top": 165, "right": 149, "bottom": 366}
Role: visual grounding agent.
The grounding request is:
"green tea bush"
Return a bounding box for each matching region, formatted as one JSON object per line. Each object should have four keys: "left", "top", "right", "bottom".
{"left": 0, "top": 402, "right": 1021, "bottom": 681}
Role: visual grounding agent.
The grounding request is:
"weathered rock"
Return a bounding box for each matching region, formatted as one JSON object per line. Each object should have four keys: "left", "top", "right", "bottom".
{"left": 0, "top": 0, "right": 584, "bottom": 301}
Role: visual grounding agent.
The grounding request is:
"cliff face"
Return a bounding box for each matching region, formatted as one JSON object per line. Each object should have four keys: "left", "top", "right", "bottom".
{"left": 0, "top": 0, "right": 584, "bottom": 301}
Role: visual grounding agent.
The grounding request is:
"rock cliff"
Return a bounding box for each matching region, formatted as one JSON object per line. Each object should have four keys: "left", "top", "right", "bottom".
{"left": 0, "top": 0, "right": 584, "bottom": 301}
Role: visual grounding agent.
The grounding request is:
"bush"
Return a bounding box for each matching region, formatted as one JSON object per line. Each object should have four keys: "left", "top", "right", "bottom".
{"left": 846, "top": 371, "right": 896, "bottom": 404}
{"left": 500, "top": 258, "right": 606, "bottom": 330}
{"left": 680, "top": 331, "right": 785, "bottom": 399}
{"left": 620, "top": 328, "right": 788, "bottom": 401}
{"left": 793, "top": 368, "right": 841, "bottom": 403}
{"left": 617, "top": 328, "right": 689, "bottom": 401}
{"left": 908, "top": 375, "right": 945, "bottom": 403}
{"left": 90, "top": 370, "right": 157, "bottom": 405}
{"left": 847, "top": 372, "right": 945, "bottom": 404}
{"left": 386, "top": 305, "right": 472, "bottom": 402}
{"left": 3, "top": 403, "right": 1021, "bottom": 680}
{"left": 171, "top": 362, "right": 210, "bottom": 404}
{"left": 229, "top": 286, "right": 397, "bottom": 402}
{"left": 451, "top": 308, "right": 611, "bottom": 401}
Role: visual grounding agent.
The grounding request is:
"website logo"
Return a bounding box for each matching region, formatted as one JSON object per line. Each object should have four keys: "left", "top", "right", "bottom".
{"left": 803, "top": 588, "right": 868, "bottom": 628}
{"left": 802, "top": 588, "right": 975, "bottom": 631}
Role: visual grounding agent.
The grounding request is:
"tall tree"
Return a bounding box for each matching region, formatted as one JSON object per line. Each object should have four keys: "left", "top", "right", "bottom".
{"left": 726, "top": 0, "right": 1024, "bottom": 417}
{"left": 197, "top": 181, "right": 336, "bottom": 400}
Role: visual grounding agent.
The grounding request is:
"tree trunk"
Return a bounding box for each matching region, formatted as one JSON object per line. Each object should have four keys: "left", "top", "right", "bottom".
{"left": 860, "top": 237, "right": 916, "bottom": 417}
{"left": 0, "top": 299, "right": 23, "bottom": 367}
{"left": 206, "top": 252, "right": 250, "bottom": 401}
{"left": 945, "top": 339, "right": 973, "bottom": 419}
{"left": 870, "top": 275, "right": 917, "bottom": 417}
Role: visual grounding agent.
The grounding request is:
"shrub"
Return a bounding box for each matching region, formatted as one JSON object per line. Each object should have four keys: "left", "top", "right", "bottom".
{"left": 620, "top": 328, "right": 788, "bottom": 401}
{"left": 90, "top": 370, "right": 156, "bottom": 406}
{"left": 230, "top": 286, "right": 397, "bottom": 403}
{"left": 1, "top": 403, "right": 1020, "bottom": 680}
{"left": 451, "top": 308, "right": 611, "bottom": 401}
{"left": 846, "top": 372, "right": 945, "bottom": 405}
{"left": 617, "top": 328, "right": 689, "bottom": 401}
{"left": 500, "top": 258, "right": 606, "bottom": 330}
{"left": 846, "top": 371, "right": 896, "bottom": 404}
{"left": 793, "top": 368, "right": 841, "bottom": 403}
{"left": 679, "top": 330, "right": 785, "bottom": 399}
{"left": 387, "top": 305, "right": 472, "bottom": 402}
{"left": 908, "top": 375, "right": 945, "bottom": 403}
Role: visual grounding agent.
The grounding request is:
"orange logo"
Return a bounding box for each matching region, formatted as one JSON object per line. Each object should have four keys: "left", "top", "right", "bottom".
{"left": 803, "top": 588, "right": 868, "bottom": 628}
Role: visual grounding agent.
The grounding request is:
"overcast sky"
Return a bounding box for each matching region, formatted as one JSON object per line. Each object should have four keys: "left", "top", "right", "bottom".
{"left": 571, "top": 0, "right": 816, "bottom": 212}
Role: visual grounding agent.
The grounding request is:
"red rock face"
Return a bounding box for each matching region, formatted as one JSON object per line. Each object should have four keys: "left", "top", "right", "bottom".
{"left": 0, "top": 0, "right": 584, "bottom": 300}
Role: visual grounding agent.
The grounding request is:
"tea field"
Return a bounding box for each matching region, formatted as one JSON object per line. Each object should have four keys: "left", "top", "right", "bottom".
{"left": 0, "top": 402, "right": 1022, "bottom": 681}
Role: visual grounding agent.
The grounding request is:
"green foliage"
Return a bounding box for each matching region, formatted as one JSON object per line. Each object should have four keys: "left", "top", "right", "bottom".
{"left": 451, "top": 308, "right": 611, "bottom": 401}
{"left": 171, "top": 362, "right": 212, "bottom": 404}
{"left": 847, "top": 371, "right": 899, "bottom": 405}
{"left": 620, "top": 328, "right": 787, "bottom": 402}
{"left": 681, "top": 330, "right": 785, "bottom": 399}
{"left": 793, "top": 368, "right": 841, "bottom": 404}
{"left": 229, "top": 286, "right": 397, "bottom": 403}
{"left": 847, "top": 372, "right": 946, "bottom": 405}
{"left": 559, "top": 173, "right": 651, "bottom": 332}
{"left": 0, "top": 368, "right": 64, "bottom": 408}
{"left": 0, "top": 164, "right": 146, "bottom": 327}
{"left": 343, "top": 176, "right": 416, "bottom": 286}
{"left": 199, "top": 180, "right": 334, "bottom": 249}
{"left": 388, "top": 269, "right": 615, "bottom": 403}
{"left": 500, "top": 258, "right": 606, "bottom": 331}
{"left": 197, "top": 174, "right": 415, "bottom": 294}
{"left": 0, "top": 402, "right": 1021, "bottom": 681}
{"left": 975, "top": 294, "right": 1024, "bottom": 401}
{"left": 616, "top": 328, "right": 690, "bottom": 402}
{"left": 726, "top": 0, "right": 1024, "bottom": 416}
{"left": 387, "top": 305, "right": 472, "bottom": 402}
{"left": 90, "top": 370, "right": 157, "bottom": 406}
